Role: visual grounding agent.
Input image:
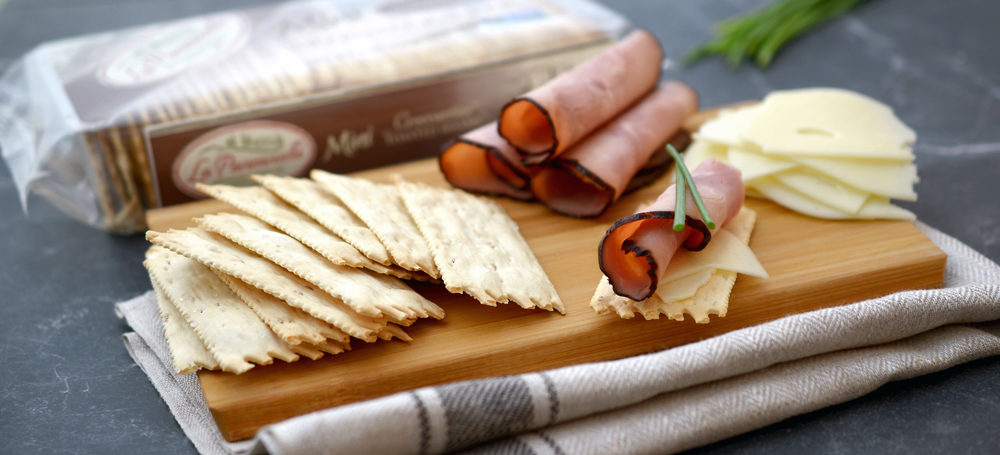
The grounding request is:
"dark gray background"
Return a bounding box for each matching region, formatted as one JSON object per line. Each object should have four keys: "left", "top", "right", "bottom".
{"left": 2, "top": 0, "right": 998, "bottom": 453}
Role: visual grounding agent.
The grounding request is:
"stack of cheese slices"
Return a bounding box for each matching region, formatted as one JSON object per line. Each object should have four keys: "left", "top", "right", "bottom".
{"left": 686, "top": 88, "right": 918, "bottom": 220}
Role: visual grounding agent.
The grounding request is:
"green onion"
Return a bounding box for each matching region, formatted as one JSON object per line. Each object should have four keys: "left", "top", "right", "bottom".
{"left": 685, "top": 0, "right": 870, "bottom": 68}
{"left": 665, "top": 144, "right": 715, "bottom": 230}
{"left": 673, "top": 166, "right": 687, "bottom": 231}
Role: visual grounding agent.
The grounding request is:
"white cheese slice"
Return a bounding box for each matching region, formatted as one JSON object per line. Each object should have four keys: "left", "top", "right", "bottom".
{"left": 683, "top": 139, "right": 729, "bottom": 170}
{"left": 655, "top": 269, "right": 714, "bottom": 302}
{"left": 727, "top": 146, "right": 798, "bottom": 181}
{"left": 787, "top": 154, "right": 918, "bottom": 200}
{"left": 694, "top": 104, "right": 763, "bottom": 147}
{"left": 773, "top": 170, "right": 870, "bottom": 214}
{"left": 654, "top": 219, "right": 769, "bottom": 303}
{"left": 741, "top": 88, "right": 916, "bottom": 160}
{"left": 751, "top": 177, "right": 915, "bottom": 220}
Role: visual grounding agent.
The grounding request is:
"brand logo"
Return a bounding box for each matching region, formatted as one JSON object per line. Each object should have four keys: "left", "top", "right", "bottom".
{"left": 323, "top": 125, "right": 375, "bottom": 162}
{"left": 99, "top": 13, "right": 249, "bottom": 87}
{"left": 173, "top": 121, "right": 317, "bottom": 198}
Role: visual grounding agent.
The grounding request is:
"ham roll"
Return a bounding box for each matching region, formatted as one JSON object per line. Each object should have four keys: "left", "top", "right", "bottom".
{"left": 531, "top": 82, "right": 698, "bottom": 217}
{"left": 599, "top": 159, "right": 744, "bottom": 301}
{"left": 439, "top": 122, "right": 533, "bottom": 201}
{"left": 498, "top": 29, "right": 663, "bottom": 164}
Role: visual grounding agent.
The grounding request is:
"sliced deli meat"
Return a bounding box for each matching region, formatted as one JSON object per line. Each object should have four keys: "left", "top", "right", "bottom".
{"left": 599, "top": 159, "right": 744, "bottom": 301}
{"left": 439, "top": 122, "right": 534, "bottom": 200}
{"left": 531, "top": 82, "right": 698, "bottom": 217}
{"left": 498, "top": 29, "right": 663, "bottom": 164}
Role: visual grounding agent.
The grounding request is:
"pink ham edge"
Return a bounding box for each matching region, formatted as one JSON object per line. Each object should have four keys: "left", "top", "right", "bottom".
{"left": 439, "top": 122, "right": 533, "bottom": 200}
{"left": 598, "top": 159, "right": 744, "bottom": 301}
{"left": 531, "top": 81, "right": 699, "bottom": 217}
{"left": 498, "top": 29, "right": 664, "bottom": 164}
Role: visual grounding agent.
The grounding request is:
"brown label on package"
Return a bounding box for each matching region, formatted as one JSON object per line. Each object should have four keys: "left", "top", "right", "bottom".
{"left": 146, "top": 43, "right": 605, "bottom": 207}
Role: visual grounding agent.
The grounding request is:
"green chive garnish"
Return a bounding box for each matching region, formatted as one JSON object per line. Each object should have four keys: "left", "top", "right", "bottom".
{"left": 673, "top": 166, "right": 687, "bottom": 231}
{"left": 684, "top": 0, "right": 869, "bottom": 68}
{"left": 666, "top": 144, "right": 716, "bottom": 230}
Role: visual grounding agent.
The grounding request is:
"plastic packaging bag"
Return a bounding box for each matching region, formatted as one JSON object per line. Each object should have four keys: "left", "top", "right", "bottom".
{"left": 0, "top": 0, "right": 626, "bottom": 233}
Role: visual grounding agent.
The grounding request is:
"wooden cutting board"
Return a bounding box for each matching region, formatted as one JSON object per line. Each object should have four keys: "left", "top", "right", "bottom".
{"left": 147, "top": 159, "right": 945, "bottom": 441}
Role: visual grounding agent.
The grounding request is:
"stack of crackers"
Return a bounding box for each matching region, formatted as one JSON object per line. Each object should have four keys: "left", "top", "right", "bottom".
{"left": 144, "top": 170, "right": 562, "bottom": 374}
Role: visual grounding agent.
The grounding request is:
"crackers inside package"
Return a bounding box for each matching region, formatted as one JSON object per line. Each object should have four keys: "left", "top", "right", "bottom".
{"left": 0, "top": 0, "right": 626, "bottom": 233}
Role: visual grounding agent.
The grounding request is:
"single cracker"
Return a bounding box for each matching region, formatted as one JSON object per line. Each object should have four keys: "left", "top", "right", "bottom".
{"left": 143, "top": 247, "right": 299, "bottom": 374}
{"left": 311, "top": 170, "right": 440, "bottom": 278}
{"left": 197, "top": 213, "right": 444, "bottom": 324}
{"left": 215, "top": 270, "right": 349, "bottom": 346}
{"left": 396, "top": 177, "right": 564, "bottom": 313}
{"left": 590, "top": 207, "right": 758, "bottom": 322}
{"left": 196, "top": 183, "right": 427, "bottom": 281}
{"left": 253, "top": 175, "right": 393, "bottom": 267}
{"left": 146, "top": 228, "right": 387, "bottom": 342}
{"left": 150, "top": 277, "right": 219, "bottom": 374}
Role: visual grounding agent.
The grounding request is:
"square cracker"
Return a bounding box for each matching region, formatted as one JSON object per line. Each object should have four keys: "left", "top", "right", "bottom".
{"left": 252, "top": 175, "right": 393, "bottom": 267}
{"left": 311, "top": 170, "right": 440, "bottom": 279}
{"left": 146, "top": 227, "right": 388, "bottom": 342}
{"left": 196, "top": 183, "right": 427, "bottom": 282}
{"left": 396, "top": 177, "right": 564, "bottom": 313}
{"left": 590, "top": 207, "right": 758, "bottom": 322}
{"left": 143, "top": 246, "right": 298, "bottom": 374}
{"left": 196, "top": 212, "right": 444, "bottom": 324}
{"left": 150, "top": 278, "right": 219, "bottom": 374}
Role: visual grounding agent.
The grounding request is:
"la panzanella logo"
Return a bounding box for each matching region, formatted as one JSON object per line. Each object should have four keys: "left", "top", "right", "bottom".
{"left": 172, "top": 120, "right": 317, "bottom": 198}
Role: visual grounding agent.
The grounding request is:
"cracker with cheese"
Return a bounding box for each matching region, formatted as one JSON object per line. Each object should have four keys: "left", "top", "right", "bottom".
{"left": 144, "top": 246, "right": 299, "bottom": 374}
{"left": 591, "top": 207, "right": 766, "bottom": 322}
{"left": 396, "top": 177, "right": 564, "bottom": 313}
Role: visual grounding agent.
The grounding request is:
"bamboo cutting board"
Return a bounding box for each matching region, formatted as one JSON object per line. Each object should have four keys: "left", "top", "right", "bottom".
{"left": 147, "top": 158, "right": 946, "bottom": 441}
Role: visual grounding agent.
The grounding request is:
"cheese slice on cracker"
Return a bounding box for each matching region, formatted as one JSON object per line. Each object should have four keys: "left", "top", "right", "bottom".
{"left": 146, "top": 228, "right": 388, "bottom": 342}
{"left": 196, "top": 183, "right": 424, "bottom": 281}
{"left": 196, "top": 212, "right": 444, "bottom": 324}
{"left": 311, "top": 170, "right": 440, "bottom": 279}
{"left": 396, "top": 177, "right": 564, "bottom": 313}
{"left": 590, "top": 207, "right": 764, "bottom": 322}
{"left": 144, "top": 246, "right": 299, "bottom": 374}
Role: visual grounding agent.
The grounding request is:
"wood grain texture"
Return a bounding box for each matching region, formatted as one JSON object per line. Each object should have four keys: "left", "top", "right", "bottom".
{"left": 147, "top": 157, "right": 946, "bottom": 441}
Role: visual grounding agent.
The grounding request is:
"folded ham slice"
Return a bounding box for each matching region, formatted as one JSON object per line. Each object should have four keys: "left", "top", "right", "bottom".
{"left": 439, "top": 122, "right": 533, "bottom": 200}
{"left": 498, "top": 29, "right": 663, "bottom": 164}
{"left": 599, "top": 159, "right": 744, "bottom": 301}
{"left": 531, "top": 82, "right": 698, "bottom": 217}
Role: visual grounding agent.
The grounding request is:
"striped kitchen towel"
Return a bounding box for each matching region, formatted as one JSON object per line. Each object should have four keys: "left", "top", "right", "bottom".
{"left": 118, "top": 222, "right": 1000, "bottom": 454}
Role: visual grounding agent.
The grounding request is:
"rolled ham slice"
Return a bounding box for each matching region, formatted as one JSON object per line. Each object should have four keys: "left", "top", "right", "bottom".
{"left": 439, "top": 122, "right": 533, "bottom": 200}
{"left": 498, "top": 29, "right": 663, "bottom": 164}
{"left": 599, "top": 159, "right": 744, "bottom": 301}
{"left": 531, "top": 82, "right": 698, "bottom": 217}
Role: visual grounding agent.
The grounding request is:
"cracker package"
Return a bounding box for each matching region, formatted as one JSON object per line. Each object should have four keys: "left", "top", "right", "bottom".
{"left": 0, "top": 0, "right": 626, "bottom": 233}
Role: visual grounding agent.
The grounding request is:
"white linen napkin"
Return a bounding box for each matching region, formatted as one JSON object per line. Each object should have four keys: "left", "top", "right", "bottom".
{"left": 117, "top": 222, "right": 1000, "bottom": 454}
